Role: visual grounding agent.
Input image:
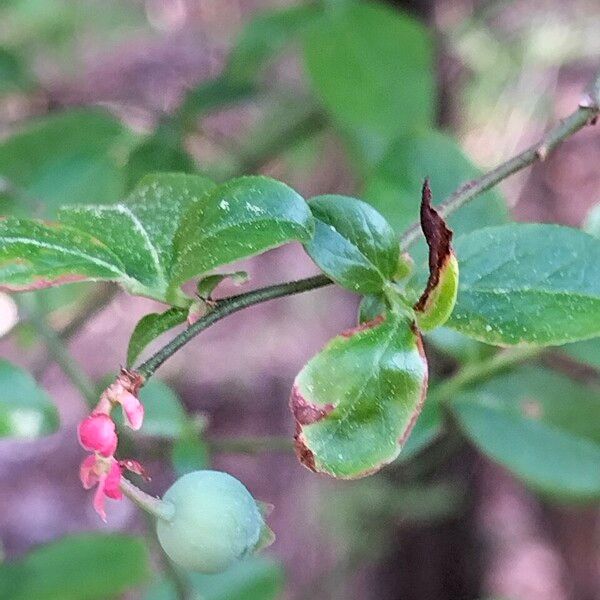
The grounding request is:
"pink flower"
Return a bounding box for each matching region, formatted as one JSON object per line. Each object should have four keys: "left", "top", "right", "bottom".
{"left": 77, "top": 414, "right": 118, "bottom": 457}
{"left": 95, "top": 370, "right": 145, "bottom": 431}
{"left": 113, "top": 386, "right": 144, "bottom": 430}
{"left": 80, "top": 454, "right": 123, "bottom": 521}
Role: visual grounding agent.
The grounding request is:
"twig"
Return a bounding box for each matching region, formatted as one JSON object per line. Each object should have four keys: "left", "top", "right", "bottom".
{"left": 136, "top": 69, "right": 600, "bottom": 381}
{"left": 431, "top": 345, "right": 542, "bottom": 405}
{"left": 20, "top": 297, "right": 98, "bottom": 405}
{"left": 400, "top": 70, "right": 600, "bottom": 248}
{"left": 210, "top": 435, "right": 293, "bottom": 454}
{"left": 137, "top": 275, "right": 331, "bottom": 377}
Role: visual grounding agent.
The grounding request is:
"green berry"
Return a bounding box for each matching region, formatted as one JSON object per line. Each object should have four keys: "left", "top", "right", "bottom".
{"left": 156, "top": 470, "right": 269, "bottom": 573}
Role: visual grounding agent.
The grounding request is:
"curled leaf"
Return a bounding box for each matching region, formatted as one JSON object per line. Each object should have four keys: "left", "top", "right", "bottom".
{"left": 414, "top": 180, "right": 458, "bottom": 331}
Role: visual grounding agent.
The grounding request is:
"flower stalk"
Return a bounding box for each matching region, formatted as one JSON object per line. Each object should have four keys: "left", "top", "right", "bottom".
{"left": 120, "top": 477, "right": 175, "bottom": 523}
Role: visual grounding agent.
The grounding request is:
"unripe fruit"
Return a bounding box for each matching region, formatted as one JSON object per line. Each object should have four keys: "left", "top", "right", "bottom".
{"left": 156, "top": 470, "right": 270, "bottom": 573}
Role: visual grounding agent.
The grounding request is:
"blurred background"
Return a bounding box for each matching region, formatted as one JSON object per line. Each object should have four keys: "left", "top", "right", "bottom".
{"left": 0, "top": 1, "right": 599, "bottom": 599}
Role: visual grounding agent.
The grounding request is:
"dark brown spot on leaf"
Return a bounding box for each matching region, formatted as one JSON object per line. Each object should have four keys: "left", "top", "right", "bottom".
{"left": 293, "top": 426, "right": 317, "bottom": 472}
{"left": 290, "top": 384, "right": 335, "bottom": 473}
{"left": 414, "top": 179, "right": 454, "bottom": 313}
{"left": 290, "top": 385, "right": 334, "bottom": 425}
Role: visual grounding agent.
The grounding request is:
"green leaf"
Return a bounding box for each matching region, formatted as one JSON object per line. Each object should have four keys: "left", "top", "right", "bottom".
{"left": 125, "top": 126, "right": 195, "bottom": 191}
{"left": 302, "top": 2, "right": 434, "bottom": 136}
{"left": 144, "top": 556, "right": 284, "bottom": 600}
{"left": 448, "top": 224, "right": 600, "bottom": 346}
{"left": 398, "top": 400, "right": 443, "bottom": 460}
{"left": 425, "top": 327, "right": 494, "bottom": 364}
{"left": 291, "top": 313, "right": 428, "bottom": 478}
{"left": 127, "top": 308, "right": 187, "bottom": 367}
{"left": 177, "top": 76, "right": 256, "bottom": 125}
{"left": 0, "top": 359, "right": 58, "bottom": 438}
{"left": 364, "top": 130, "right": 509, "bottom": 237}
{"left": 560, "top": 338, "right": 600, "bottom": 371}
{"left": 0, "top": 173, "right": 312, "bottom": 306}
{"left": 452, "top": 366, "right": 600, "bottom": 500}
{"left": 0, "top": 109, "right": 137, "bottom": 216}
{"left": 170, "top": 176, "right": 314, "bottom": 292}
{"left": 171, "top": 427, "right": 210, "bottom": 476}
{"left": 196, "top": 271, "right": 249, "bottom": 299}
{"left": 363, "top": 131, "right": 508, "bottom": 308}
{"left": 0, "top": 533, "right": 150, "bottom": 600}
{"left": 59, "top": 173, "right": 216, "bottom": 300}
{"left": 358, "top": 293, "right": 386, "bottom": 323}
{"left": 0, "top": 46, "right": 32, "bottom": 93}
{"left": 0, "top": 218, "right": 130, "bottom": 292}
{"left": 227, "top": 4, "right": 321, "bottom": 83}
{"left": 305, "top": 195, "right": 400, "bottom": 294}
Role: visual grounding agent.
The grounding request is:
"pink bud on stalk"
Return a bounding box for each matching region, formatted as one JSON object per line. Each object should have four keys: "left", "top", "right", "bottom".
{"left": 95, "top": 369, "right": 145, "bottom": 430}
{"left": 77, "top": 414, "right": 118, "bottom": 457}
{"left": 77, "top": 369, "right": 146, "bottom": 521}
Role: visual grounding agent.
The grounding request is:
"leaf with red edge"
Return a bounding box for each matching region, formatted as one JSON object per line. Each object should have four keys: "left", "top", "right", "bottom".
{"left": 414, "top": 180, "right": 458, "bottom": 331}
{"left": 0, "top": 218, "right": 131, "bottom": 292}
{"left": 290, "top": 313, "right": 428, "bottom": 478}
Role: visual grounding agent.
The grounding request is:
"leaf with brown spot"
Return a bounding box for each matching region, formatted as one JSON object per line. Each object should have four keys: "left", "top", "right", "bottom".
{"left": 290, "top": 313, "right": 428, "bottom": 478}
{"left": 414, "top": 179, "right": 459, "bottom": 331}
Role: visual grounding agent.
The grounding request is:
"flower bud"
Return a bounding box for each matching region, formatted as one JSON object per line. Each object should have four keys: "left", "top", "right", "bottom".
{"left": 77, "top": 414, "right": 118, "bottom": 457}
{"left": 156, "top": 470, "right": 273, "bottom": 573}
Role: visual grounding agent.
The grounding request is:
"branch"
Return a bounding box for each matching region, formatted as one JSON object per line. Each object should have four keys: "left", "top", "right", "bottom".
{"left": 137, "top": 275, "right": 331, "bottom": 378}
{"left": 400, "top": 70, "right": 600, "bottom": 248}
{"left": 136, "top": 70, "right": 600, "bottom": 380}
{"left": 431, "top": 346, "right": 542, "bottom": 405}
{"left": 20, "top": 297, "right": 98, "bottom": 405}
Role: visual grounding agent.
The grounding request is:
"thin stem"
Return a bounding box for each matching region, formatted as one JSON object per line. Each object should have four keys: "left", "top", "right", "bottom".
{"left": 21, "top": 298, "right": 98, "bottom": 405}
{"left": 58, "top": 284, "right": 118, "bottom": 340}
{"left": 142, "top": 514, "right": 193, "bottom": 600}
{"left": 431, "top": 345, "right": 542, "bottom": 404}
{"left": 401, "top": 71, "right": 600, "bottom": 248}
{"left": 137, "top": 274, "right": 331, "bottom": 377}
{"left": 210, "top": 435, "right": 293, "bottom": 454}
{"left": 120, "top": 477, "right": 175, "bottom": 522}
{"left": 137, "top": 70, "right": 600, "bottom": 382}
